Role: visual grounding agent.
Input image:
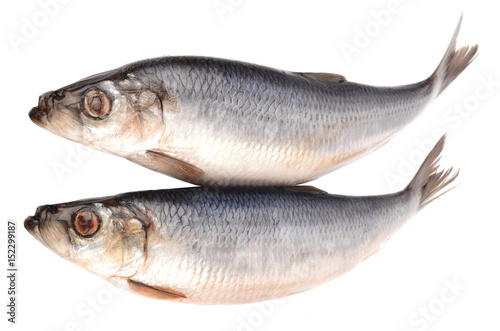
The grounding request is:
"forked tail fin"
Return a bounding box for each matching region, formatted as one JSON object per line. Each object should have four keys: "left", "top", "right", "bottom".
{"left": 407, "top": 136, "right": 458, "bottom": 210}
{"left": 431, "top": 14, "right": 478, "bottom": 96}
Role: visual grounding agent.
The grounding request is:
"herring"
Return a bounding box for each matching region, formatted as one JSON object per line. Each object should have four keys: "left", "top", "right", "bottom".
{"left": 25, "top": 137, "right": 456, "bottom": 304}
{"left": 29, "top": 17, "right": 476, "bottom": 186}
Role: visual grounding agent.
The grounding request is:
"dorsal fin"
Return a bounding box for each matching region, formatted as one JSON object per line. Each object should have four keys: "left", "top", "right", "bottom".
{"left": 284, "top": 186, "right": 328, "bottom": 195}
{"left": 298, "top": 72, "right": 346, "bottom": 83}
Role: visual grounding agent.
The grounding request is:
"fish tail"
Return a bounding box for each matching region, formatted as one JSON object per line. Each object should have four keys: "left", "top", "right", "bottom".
{"left": 407, "top": 135, "right": 458, "bottom": 211}
{"left": 431, "top": 14, "right": 478, "bottom": 96}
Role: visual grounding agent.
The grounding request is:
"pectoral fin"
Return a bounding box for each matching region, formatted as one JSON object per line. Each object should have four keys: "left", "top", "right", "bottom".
{"left": 127, "top": 279, "right": 187, "bottom": 300}
{"left": 130, "top": 150, "right": 204, "bottom": 184}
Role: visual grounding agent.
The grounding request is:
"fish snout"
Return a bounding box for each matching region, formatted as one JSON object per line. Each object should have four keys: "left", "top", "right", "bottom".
{"left": 29, "top": 106, "right": 48, "bottom": 126}
{"left": 24, "top": 216, "right": 39, "bottom": 231}
{"left": 29, "top": 90, "right": 59, "bottom": 125}
{"left": 25, "top": 205, "right": 58, "bottom": 232}
{"left": 30, "top": 93, "right": 50, "bottom": 126}
{"left": 24, "top": 214, "right": 47, "bottom": 245}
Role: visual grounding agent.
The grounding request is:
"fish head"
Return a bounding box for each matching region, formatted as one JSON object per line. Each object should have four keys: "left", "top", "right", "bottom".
{"left": 29, "top": 69, "right": 165, "bottom": 156}
{"left": 24, "top": 198, "right": 148, "bottom": 278}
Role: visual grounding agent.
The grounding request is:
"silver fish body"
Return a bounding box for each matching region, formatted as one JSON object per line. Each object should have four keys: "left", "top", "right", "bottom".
{"left": 114, "top": 187, "right": 418, "bottom": 304}
{"left": 28, "top": 17, "right": 476, "bottom": 186}
{"left": 24, "top": 137, "right": 456, "bottom": 304}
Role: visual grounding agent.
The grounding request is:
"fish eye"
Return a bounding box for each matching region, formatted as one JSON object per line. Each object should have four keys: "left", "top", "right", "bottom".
{"left": 83, "top": 90, "right": 110, "bottom": 118}
{"left": 73, "top": 211, "right": 100, "bottom": 237}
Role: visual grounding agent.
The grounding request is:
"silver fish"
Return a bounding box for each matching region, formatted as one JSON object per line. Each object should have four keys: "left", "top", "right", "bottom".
{"left": 28, "top": 17, "right": 476, "bottom": 186}
{"left": 25, "top": 137, "right": 456, "bottom": 304}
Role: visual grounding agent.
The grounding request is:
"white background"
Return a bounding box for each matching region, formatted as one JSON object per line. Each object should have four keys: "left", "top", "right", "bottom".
{"left": 1, "top": 0, "right": 499, "bottom": 330}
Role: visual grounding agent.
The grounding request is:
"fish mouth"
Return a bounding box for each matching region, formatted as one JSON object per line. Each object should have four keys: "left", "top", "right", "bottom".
{"left": 24, "top": 204, "right": 55, "bottom": 240}
{"left": 29, "top": 106, "right": 49, "bottom": 128}
{"left": 24, "top": 214, "right": 41, "bottom": 238}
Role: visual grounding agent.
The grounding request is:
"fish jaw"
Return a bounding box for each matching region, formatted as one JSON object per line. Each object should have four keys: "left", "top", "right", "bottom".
{"left": 24, "top": 215, "right": 41, "bottom": 242}
{"left": 29, "top": 106, "right": 48, "bottom": 128}
{"left": 29, "top": 90, "right": 54, "bottom": 131}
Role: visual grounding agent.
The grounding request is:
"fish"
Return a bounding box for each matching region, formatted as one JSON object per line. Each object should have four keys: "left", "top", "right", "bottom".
{"left": 24, "top": 136, "right": 456, "bottom": 304}
{"left": 28, "top": 17, "right": 476, "bottom": 186}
